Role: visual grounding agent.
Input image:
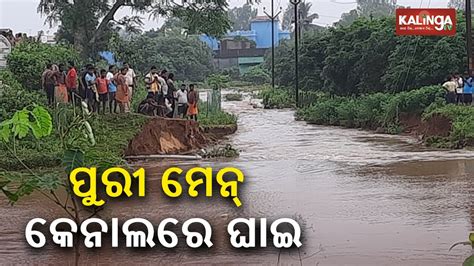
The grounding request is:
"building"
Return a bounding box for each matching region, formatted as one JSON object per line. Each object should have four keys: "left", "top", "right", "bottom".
{"left": 0, "top": 29, "right": 13, "bottom": 69}
{"left": 200, "top": 16, "right": 290, "bottom": 75}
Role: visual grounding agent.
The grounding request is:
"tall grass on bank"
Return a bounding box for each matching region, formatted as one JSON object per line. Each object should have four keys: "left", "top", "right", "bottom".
{"left": 260, "top": 88, "right": 294, "bottom": 109}
{"left": 199, "top": 106, "right": 237, "bottom": 127}
{"left": 423, "top": 104, "right": 474, "bottom": 147}
{"left": 296, "top": 86, "right": 444, "bottom": 132}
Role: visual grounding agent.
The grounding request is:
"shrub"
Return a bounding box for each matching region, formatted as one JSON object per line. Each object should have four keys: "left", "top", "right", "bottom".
{"left": 199, "top": 110, "right": 237, "bottom": 126}
{"left": 261, "top": 88, "right": 293, "bottom": 109}
{"left": 382, "top": 85, "right": 444, "bottom": 126}
{"left": 423, "top": 104, "right": 474, "bottom": 147}
{"left": 241, "top": 65, "right": 271, "bottom": 85}
{"left": 296, "top": 86, "right": 446, "bottom": 131}
{"left": 7, "top": 42, "right": 80, "bottom": 90}
{"left": 0, "top": 70, "right": 46, "bottom": 120}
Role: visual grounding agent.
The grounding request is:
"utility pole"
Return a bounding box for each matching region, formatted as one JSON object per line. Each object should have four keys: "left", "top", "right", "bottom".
{"left": 466, "top": 0, "right": 473, "bottom": 76}
{"left": 290, "top": 0, "right": 301, "bottom": 107}
{"left": 264, "top": 1, "right": 282, "bottom": 90}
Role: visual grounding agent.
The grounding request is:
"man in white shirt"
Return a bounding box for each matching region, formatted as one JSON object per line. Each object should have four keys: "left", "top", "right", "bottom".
{"left": 158, "top": 69, "right": 168, "bottom": 96}
{"left": 123, "top": 63, "right": 137, "bottom": 113}
{"left": 123, "top": 63, "right": 136, "bottom": 108}
{"left": 176, "top": 84, "right": 188, "bottom": 118}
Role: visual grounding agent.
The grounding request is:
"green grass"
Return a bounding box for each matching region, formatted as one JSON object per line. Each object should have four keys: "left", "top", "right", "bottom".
{"left": 260, "top": 88, "right": 294, "bottom": 109}
{"left": 0, "top": 112, "right": 148, "bottom": 171}
{"left": 199, "top": 110, "right": 237, "bottom": 127}
{"left": 296, "top": 86, "right": 444, "bottom": 130}
{"left": 423, "top": 104, "right": 474, "bottom": 148}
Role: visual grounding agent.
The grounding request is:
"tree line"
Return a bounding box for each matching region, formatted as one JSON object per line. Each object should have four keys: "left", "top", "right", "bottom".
{"left": 266, "top": 13, "right": 466, "bottom": 96}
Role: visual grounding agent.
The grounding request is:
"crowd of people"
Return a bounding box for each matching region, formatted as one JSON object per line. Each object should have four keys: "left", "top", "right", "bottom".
{"left": 41, "top": 62, "right": 200, "bottom": 120}
{"left": 442, "top": 73, "right": 474, "bottom": 105}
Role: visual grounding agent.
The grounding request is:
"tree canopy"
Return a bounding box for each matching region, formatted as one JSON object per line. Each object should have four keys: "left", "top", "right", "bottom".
{"left": 38, "top": 0, "right": 257, "bottom": 58}
{"left": 108, "top": 31, "right": 214, "bottom": 81}
{"left": 228, "top": 4, "right": 258, "bottom": 31}
{"left": 282, "top": 2, "right": 319, "bottom": 31}
{"left": 268, "top": 14, "right": 466, "bottom": 96}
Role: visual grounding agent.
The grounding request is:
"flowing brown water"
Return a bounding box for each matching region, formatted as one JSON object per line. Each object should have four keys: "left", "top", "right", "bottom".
{"left": 0, "top": 96, "right": 473, "bottom": 265}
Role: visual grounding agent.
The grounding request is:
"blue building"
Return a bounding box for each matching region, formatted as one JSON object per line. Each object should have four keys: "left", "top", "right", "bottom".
{"left": 199, "top": 16, "right": 290, "bottom": 74}
{"left": 200, "top": 16, "right": 290, "bottom": 50}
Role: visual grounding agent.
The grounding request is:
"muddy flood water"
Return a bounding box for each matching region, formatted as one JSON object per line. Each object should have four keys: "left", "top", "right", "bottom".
{"left": 0, "top": 96, "right": 473, "bottom": 265}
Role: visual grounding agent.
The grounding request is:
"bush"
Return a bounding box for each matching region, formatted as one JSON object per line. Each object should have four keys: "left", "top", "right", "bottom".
{"left": 199, "top": 110, "right": 237, "bottom": 126}
{"left": 261, "top": 88, "right": 293, "bottom": 109}
{"left": 423, "top": 104, "right": 474, "bottom": 147}
{"left": 296, "top": 86, "right": 445, "bottom": 130}
{"left": 241, "top": 65, "right": 271, "bottom": 85}
{"left": 7, "top": 42, "right": 80, "bottom": 90}
{"left": 0, "top": 70, "right": 46, "bottom": 120}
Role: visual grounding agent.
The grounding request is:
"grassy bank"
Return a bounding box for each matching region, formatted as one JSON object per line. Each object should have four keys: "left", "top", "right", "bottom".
{"left": 0, "top": 113, "right": 148, "bottom": 171}
{"left": 0, "top": 71, "right": 237, "bottom": 171}
{"left": 199, "top": 109, "right": 237, "bottom": 127}
{"left": 261, "top": 88, "right": 294, "bottom": 109}
{"left": 423, "top": 105, "right": 474, "bottom": 148}
{"left": 296, "top": 86, "right": 443, "bottom": 130}
{"left": 294, "top": 85, "right": 474, "bottom": 148}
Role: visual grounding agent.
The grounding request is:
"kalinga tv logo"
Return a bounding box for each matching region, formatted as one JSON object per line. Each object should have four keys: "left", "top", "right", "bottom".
{"left": 396, "top": 8, "right": 456, "bottom": 36}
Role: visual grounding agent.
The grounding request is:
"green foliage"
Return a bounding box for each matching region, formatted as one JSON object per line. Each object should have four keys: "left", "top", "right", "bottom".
{"left": 38, "top": 0, "right": 241, "bottom": 58}
{"left": 228, "top": 3, "right": 257, "bottom": 31}
{"left": 269, "top": 14, "right": 466, "bottom": 95}
{"left": 0, "top": 106, "right": 52, "bottom": 142}
{"left": 241, "top": 65, "right": 270, "bottom": 85}
{"left": 296, "top": 86, "right": 444, "bottom": 130}
{"left": 423, "top": 104, "right": 474, "bottom": 148}
{"left": 109, "top": 33, "right": 214, "bottom": 81}
{"left": 261, "top": 88, "right": 294, "bottom": 109}
{"left": 62, "top": 149, "right": 85, "bottom": 174}
{"left": 0, "top": 70, "right": 46, "bottom": 120}
{"left": 199, "top": 110, "right": 237, "bottom": 127}
{"left": 6, "top": 42, "right": 80, "bottom": 90}
{"left": 0, "top": 106, "right": 55, "bottom": 203}
{"left": 206, "top": 74, "right": 231, "bottom": 89}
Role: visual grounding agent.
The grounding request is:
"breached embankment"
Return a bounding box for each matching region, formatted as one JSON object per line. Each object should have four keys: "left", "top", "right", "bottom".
{"left": 399, "top": 113, "right": 452, "bottom": 138}
{"left": 124, "top": 117, "right": 237, "bottom": 156}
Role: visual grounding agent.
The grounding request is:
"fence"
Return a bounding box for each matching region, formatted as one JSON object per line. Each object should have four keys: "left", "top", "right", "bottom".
{"left": 202, "top": 89, "right": 222, "bottom": 117}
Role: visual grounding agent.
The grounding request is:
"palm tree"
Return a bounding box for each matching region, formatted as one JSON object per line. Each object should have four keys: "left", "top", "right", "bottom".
{"left": 282, "top": 1, "right": 319, "bottom": 32}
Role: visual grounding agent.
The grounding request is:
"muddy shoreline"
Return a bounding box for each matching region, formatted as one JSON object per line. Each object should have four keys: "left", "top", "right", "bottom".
{"left": 124, "top": 117, "right": 238, "bottom": 157}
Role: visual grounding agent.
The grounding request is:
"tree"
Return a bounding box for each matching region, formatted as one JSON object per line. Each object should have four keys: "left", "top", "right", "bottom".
{"left": 357, "top": 0, "right": 396, "bottom": 18}
{"left": 241, "top": 65, "right": 270, "bottom": 85}
{"left": 448, "top": 0, "right": 464, "bottom": 10}
{"left": 335, "top": 0, "right": 396, "bottom": 27}
{"left": 282, "top": 2, "right": 319, "bottom": 32}
{"left": 267, "top": 13, "right": 466, "bottom": 96}
{"left": 7, "top": 42, "right": 80, "bottom": 90}
{"left": 336, "top": 9, "right": 359, "bottom": 27}
{"left": 109, "top": 31, "right": 214, "bottom": 81}
{"left": 228, "top": 3, "right": 258, "bottom": 31}
{"left": 38, "top": 0, "right": 257, "bottom": 58}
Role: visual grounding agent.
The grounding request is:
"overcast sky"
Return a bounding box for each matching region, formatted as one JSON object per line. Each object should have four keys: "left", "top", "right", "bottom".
{"left": 0, "top": 0, "right": 449, "bottom": 35}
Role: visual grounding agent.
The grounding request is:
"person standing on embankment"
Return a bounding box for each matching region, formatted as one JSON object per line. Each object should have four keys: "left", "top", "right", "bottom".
{"left": 187, "top": 84, "right": 199, "bottom": 121}
{"left": 123, "top": 62, "right": 136, "bottom": 112}
{"left": 463, "top": 76, "right": 473, "bottom": 106}
{"left": 443, "top": 75, "right": 458, "bottom": 104}
{"left": 66, "top": 61, "right": 78, "bottom": 103}
{"left": 115, "top": 67, "right": 129, "bottom": 113}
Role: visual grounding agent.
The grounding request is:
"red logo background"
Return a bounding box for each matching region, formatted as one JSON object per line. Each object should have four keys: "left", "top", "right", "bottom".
{"left": 396, "top": 8, "right": 456, "bottom": 36}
